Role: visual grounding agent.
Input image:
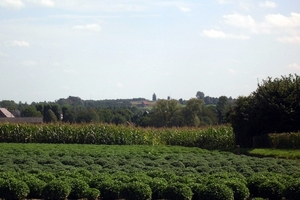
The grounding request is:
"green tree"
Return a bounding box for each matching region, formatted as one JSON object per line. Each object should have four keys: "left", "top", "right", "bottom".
{"left": 62, "top": 106, "right": 76, "bottom": 123}
{"left": 44, "top": 109, "right": 57, "bottom": 123}
{"left": 21, "top": 106, "right": 43, "bottom": 117}
{"left": 0, "top": 100, "right": 17, "bottom": 111}
{"left": 151, "top": 99, "right": 180, "bottom": 127}
{"left": 196, "top": 91, "right": 205, "bottom": 99}
{"left": 182, "top": 98, "right": 204, "bottom": 127}
{"left": 216, "top": 96, "right": 229, "bottom": 124}
{"left": 231, "top": 74, "right": 300, "bottom": 147}
{"left": 201, "top": 105, "right": 218, "bottom": 125}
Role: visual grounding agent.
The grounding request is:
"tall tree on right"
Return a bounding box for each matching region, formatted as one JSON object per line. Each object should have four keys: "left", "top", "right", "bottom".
{"left": 231, "top": 74, "right": 300, "bottom": 147}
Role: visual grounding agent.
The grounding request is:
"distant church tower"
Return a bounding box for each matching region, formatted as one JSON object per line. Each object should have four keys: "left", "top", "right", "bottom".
{"left": 152, "top": 93, "right": 157, "bottom": 101}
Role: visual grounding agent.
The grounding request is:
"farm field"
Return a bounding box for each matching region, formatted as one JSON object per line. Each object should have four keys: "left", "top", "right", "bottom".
{"left": 1, "top": 143, "right": 300, "bottom": 199}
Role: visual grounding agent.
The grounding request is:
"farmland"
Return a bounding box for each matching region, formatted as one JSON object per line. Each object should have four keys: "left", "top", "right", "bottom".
{"left": 1, "top": 143, "right": 300, "bottom": 199}
{"left": 1, "top": 123, "right": 300, "bottom": 199}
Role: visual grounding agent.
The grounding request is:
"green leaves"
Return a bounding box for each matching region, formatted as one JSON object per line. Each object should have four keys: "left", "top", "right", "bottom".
{"left": 232, "top": 74, "right": 300, "bottom": 148}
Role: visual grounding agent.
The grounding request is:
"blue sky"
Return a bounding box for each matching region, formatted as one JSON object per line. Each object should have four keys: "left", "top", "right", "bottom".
{"left": 0, "top": 0, "right": 300, "bottom": 103}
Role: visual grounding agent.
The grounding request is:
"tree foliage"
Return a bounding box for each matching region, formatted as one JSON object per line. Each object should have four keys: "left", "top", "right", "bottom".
{"left": 231, "top": 74, "right": 300, "bottom": 147}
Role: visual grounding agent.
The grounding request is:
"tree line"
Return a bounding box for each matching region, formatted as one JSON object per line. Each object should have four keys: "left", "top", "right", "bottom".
{"left": 0, "top": 94, "right": 234, "bottom": 127}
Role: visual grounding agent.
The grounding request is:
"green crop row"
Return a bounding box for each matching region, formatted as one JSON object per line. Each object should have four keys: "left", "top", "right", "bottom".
{"left": 0, "top": 123, "right": 234, "bottom": 149}
{"left": 1, "top": 170, "right": 300, "bottom": 200}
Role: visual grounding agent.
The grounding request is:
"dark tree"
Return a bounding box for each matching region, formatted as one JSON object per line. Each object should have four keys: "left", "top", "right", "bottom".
{"left": 231, "top": 74, "right": 300, "bottom": 147}
{"left": 196, "top": 91, "right": 205, "bottom": 99}
{"left": 44, "top": 109, "right": 57, "bottom": 123}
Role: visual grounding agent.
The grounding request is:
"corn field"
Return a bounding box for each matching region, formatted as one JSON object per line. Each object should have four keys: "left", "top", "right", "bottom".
{"left": 0, "top": 123, "right": 234, "bottom": 150}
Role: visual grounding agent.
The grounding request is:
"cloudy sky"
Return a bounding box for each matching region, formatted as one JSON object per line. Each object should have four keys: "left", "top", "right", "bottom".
{"left": 0, "top": 0, "right": 300, "bottom": 103}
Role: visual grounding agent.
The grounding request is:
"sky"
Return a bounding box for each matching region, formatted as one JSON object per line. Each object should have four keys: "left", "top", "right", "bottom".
{"left": 0, "top": 0, "right": 300, "bottom": 103}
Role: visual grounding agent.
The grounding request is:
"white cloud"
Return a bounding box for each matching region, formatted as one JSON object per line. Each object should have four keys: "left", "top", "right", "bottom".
{"left": 73, "top": 24, "right": 101, "bottom": 32}
{"left": 0, "top": 0, "right": 55, "bottom": 9}
{"left": 202, "top": 29, "right": 250, "bottom": 40}
{"left": 223, "top": 13, "right": 256, "bottom": 29}
{"left": 11, "top": 40, "right": 30, "bottom": 47}
{"left": 222, "top": 12, "right": 300, "bottom": 40}
{"left": 0, "top": 52, "right": 9, "bottom": 57}
{"left": 61, "top": 85, "right": 70, "bottom": 90}
{"left": 264, "top": 13, "right": 300, "bottom": 28}
{"left": 177, "top": 5, "right": 191, "bottom": 12}
{"left": 223, "top": 13, "right": 300, "bottom": 30}
{"left": 116, "top": 82, "right": 123, "bottom": 88}
{"left": 21, "top": 60, "right": 37, "bottom": 66}
{"left": 218, "top": 0, "right": 231, "bottom": 5}
{"left": 277, "top": 36, "right": 300, "bottom": 44}
{"left": 259, "top": 1, "right": 277, "bottom": 8}
{"left": 0, "top": 0, "right": 24, "bottom": 9}
{"left": 154, "top": 2, "right": 191, "bottom": 12}
{"left": 239, "top": 2, "right": 252, "bottom": 11}
{"left": 64, "top": 69, "right": 77, "bottom": 74}
{"left": 228, "top": 68, "right": 237, "bottom": 75}
{"left": 288, "top": 63, "right": 300, "bottom": 70}
{"left": 29, "top": 0, "right": 55, "bottom": 7}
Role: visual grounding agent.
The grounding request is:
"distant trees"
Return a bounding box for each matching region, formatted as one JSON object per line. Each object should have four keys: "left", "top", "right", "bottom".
{"left": 231, "top": 74, "right": 300, "bottom": 147}
{"left": 21, "top": 106, "right": 42, "bottom": 117}
{"left": 196, "top": 91, "right": 220, "bottom": 104}
{"left": 0, "top": 100, "right": 17, "bottom": 111}
{"left": 196, "top": 91, "right": 205, "bottom": 99}
{"left": 0, "top": 93, "right": 231, "bottom": 127}
{"left": 182, "top": 98, "right": 203, "bottom": 127}
{"left": 150, "top": 99, "right": 181, "bottom": 127}
{"left": 216, "top": 96, "right": 232, "bottom": 124}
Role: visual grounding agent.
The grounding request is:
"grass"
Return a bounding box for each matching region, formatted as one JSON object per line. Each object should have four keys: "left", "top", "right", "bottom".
{"left": 240, "top": 148, "right": 300, "bottom": 160}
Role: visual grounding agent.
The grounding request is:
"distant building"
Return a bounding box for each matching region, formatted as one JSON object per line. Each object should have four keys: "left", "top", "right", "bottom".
{"left": 11, "top": 110, "right": 21, "bottom": 117}
{"left": 0, "top": 107, "right": 42, "bottom": 123}
{"left": 152, "top": 93, "right": 157, "bottom": 101}
{"left": 0, "top": 108, "right": 15, "bottom": 118}
{"left": 138, "top": 101, "right": 149, "bottom": 108}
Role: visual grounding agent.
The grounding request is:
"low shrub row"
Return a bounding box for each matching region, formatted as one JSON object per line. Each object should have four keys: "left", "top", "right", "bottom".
{"left": 0, "top": 123, "right": 234, "bottom": 149}
{"left": 253, "top": 132, "right": 300, "bottom": 149}
{"left": 1, "top": 170, "right": 300, "bottom": 200}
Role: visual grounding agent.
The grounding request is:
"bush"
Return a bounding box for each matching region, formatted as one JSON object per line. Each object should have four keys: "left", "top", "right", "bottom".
{"left": 247, "top": 173, "right": 271, "bottom": 197}
{"left": 190, "top": 183, "right": 205, "bottom": 200}
{"left": 198, "top": 183, "right": 234, "bottom": 200}
{"left": 36, "top": 172, "right": 56, "bottom": 183}
{"left": 68, "top": 178, "right": 89, "bottom": 199}
{"left": 84, "top": 187, "right": 100, "bottom": 200}
{"left": 163, "top": 182, "right": 193, "bottom": 200}
{"left": 89, "top": 173, "right": 112, "bottom": 188}
{"left": 73, "top": 168, "right": 93, "bottom": 182}
{"left": 42, "top": 179, "right": 71, "bottom": 200}
{"left": 258, "top": 180, "right": 285, "bottom": 200}
{"left": 121, "top": 181, "right": 152, "bottom": 200}
{"left": 98, "top": 179, "right": 124, "bottom": 199}
{"left": 149, "top": 177, "right": 168, "bottom": 199}
{"left": 20, "top": 174, "right": 46, "bottom": 199}
{"left": 0, "top": 177, "right": 30, "bottom": 200}
{"left": 225, "top": 180, "right": 250, "bottom": 200}
{"left": 283, "top": 178, "right": 300, "bottom": 199}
